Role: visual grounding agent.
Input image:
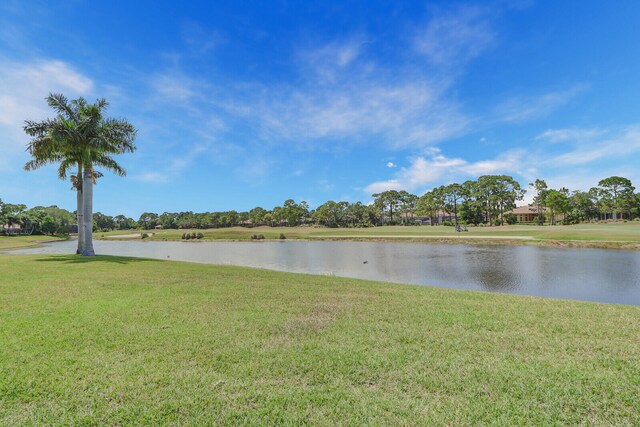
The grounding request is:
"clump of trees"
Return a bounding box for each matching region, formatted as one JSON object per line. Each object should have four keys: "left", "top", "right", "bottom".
{"left": 4, "top": 175, "right": 639, "bottom": 236}
{"left": 0, "top": 198, "right": 138, "bottom": 235}
{"left": 0, "top": 200, "right": 76, "bottom": 235}
{"left": 529, "top": 176, "right": 638, "bottom": 224}
{"left": 414, "top": 175, "right": 525, "bottom": 226}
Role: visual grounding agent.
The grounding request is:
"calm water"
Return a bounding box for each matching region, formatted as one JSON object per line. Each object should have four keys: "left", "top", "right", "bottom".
{"left": 8, "top": 240, "right": 640, "bottom": 305}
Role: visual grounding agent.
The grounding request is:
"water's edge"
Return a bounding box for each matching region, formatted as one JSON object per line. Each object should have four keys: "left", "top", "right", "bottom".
{"left": 6, "top": 239, "right": 640, "bottom": 306}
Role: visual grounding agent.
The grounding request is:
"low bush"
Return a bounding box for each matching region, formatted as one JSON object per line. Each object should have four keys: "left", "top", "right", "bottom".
{"left": 505, "top": 214, "right": 517, "bottom": 225}
{"left": 196, "top": 232, "right": 204, "bottom": 239}
{"left": 279, "top": 233, "right": 286, "bottom": 239}
{"left": 141, "top": 233, "right": 149, "bottom": 239}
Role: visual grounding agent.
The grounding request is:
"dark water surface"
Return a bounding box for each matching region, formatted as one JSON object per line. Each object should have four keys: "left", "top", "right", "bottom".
{"left": 8, "top": 239, "right": 640, "bottom": 305}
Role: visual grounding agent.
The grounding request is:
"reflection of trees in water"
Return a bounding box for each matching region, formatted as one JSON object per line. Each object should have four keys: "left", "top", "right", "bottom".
{"left": 12, "top": 240, "right": 640, "bottom": 304}
{"left": 473, "top": 250, "right": 521, "bottom": 291}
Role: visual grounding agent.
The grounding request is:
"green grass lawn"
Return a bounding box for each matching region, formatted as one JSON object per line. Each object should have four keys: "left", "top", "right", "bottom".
{"left": 99, "top": 222, "right": 640, "bottom": 247}
{"left": 1, "top": 255, "right": 638, "bottom": 425}
{"left": 0, "top": 235, "right": 67, "bottom": 251}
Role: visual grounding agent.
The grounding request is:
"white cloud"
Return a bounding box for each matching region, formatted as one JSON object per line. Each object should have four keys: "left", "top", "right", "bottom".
{"left": 0, "top": 59, "right": 93, "bottom": 128}
{"left": 494, "top": 85, "right": 586, "bottom": 123}
{"left": 364, "top": 125, "right": 640, "bottom": 198}
{"left": 150, "top": 73, "right": 200, "bottom": 102}
{"left": 133, "top": 145, "right": 207, "bottom": 184}
{"left": 535, "top": 127, "right": 604, "bottom": 143}
{"left": 364, "top": 150, "right": 526, "bottom": 195}
{"left": 181, "top": 20, "right": 225, "bottom": 55}
{"left": 549, "top": 126, "right": 640, "bottom": 166}
{"left": 386, "top": 162, "right": 397, "bottom": 168}
{"left": 144, "top": 6, "right": 508, "bottom": 155}
{"left": 460, "top": 150, "right": 525, "bottom": 175}
{"left": 414, "top": 6, "right": 495, "bottom": 65}
{"left": 0, "top": 59, "right": 94, "bottom": 170}
{"left": 298, "top": 39, "right": 365, "bottom": 83}
{"left": 229, "top": 77, "right": 469, "bottom": 149}
{"left": 365, "top": 155, "right": 464, "bottom": 194}
{"left": 365, "top": 179, "right": 404, "bottom": 194}
{"left": 133, "top": 171, "right": 170, "bottom": 183}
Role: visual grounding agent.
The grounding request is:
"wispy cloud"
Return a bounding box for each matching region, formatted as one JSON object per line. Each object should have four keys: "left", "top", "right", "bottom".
{"left": 364, "top": 125, "right": 640, "bottom": 197}
{"left": 233, "top": 77, "right": 469, "bottom": 149}
{"left": 0, "top": 59, "right": 94, "bottom": 169}
{"left": 134, "top": 171, "right": 170, "bottom": 184}
{"left": 298, "top": 38, "right": 367, "bottom": 83}
{"left": 181, "top": 20, "right": 225, "bottom": 55}
{"left": 460, "top": 150, "right": 526, "bottom": 175}
{"left": 494, "top": 85, "right": 586, "bottom": 123}
{"left": 0, "top": 59, "right": 93, "bottom": 128}
{"left": 150, "top": 73, "right": 202, "bottom": 103}
{"left": 549, "top": 126, "right": 640, "bottom": 166}
{"left": 133, "top": 145, "right": 207, "bottom": 184}
{"left": 414, "top": 5, "right": 495, "bottom": 65}
{"left": 364, "top": 148, "right": 526, "bottom": 195}
{"left": 535, "top": 127, "right": 604, "bottom": 143}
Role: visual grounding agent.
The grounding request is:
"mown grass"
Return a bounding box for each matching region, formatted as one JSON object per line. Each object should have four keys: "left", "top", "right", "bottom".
{"left": 1, "top": 255, "right": 638, "bottom": 425}
{"left": 0, "top": 235, "right": 67, "bottom": 251}
{"left": 98, "top": 222, "right": 640, "bottom": 247}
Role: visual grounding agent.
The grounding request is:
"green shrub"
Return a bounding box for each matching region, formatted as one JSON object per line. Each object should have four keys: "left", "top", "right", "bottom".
{"left": 191, "top": 232, "right": 197, "bottom": 239}
{"left": 258, "top": 234, "right": 265, "bottom": 240}
{"left": 196, "top": 232, "right": 204, "bottom": 239}
{"left": 185, "top": 233, "right": 191, "bottom": 240}
{"left": 505, "top": 214, "right": 517, "bottom": 225}
{"left": 141, "top": 233, "right": 149, "bottom": 239}
{"left": 442, "top": 220, "right": 454, "bottom": 226}
{"left": 279, "top": 233, "right": 286, "bottom": 239}
{"left": 181, "top": 233, "right": 187, "bottom": 239}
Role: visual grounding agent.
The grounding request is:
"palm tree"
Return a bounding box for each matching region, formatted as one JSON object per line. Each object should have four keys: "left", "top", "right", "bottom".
{"left": 24, "top": 93, "right": 137, "bottom": 256}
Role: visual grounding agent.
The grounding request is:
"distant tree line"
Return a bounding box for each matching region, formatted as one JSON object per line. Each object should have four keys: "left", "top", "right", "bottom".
{"left": 0, "top": 199, "right": 138, "bottom": 235}
{"left": 3, "top": 175, "right": 639, "bottom": 234}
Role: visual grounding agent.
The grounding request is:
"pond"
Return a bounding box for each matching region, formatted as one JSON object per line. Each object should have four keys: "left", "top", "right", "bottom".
{"left": 8, "top": 239, "right": 640, "bottom": 305}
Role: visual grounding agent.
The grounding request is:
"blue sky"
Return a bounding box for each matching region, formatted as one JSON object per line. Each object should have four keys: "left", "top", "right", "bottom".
{"left": 1, "top": 1, "right": 640, "bottom": 217}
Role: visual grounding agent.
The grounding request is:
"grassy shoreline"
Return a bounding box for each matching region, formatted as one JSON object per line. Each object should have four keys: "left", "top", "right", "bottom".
{"left": 0, "top": 235, "right": 68, "bottom": 251}
{"left": 1, "top": 254, "right": 639, "bottom": 424}
{"left": 95, "top": 223, "right": 640, "bottom": 250}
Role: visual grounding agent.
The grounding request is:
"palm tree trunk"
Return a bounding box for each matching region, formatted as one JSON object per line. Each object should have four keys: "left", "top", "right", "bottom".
{"left": 81, "top": 167, "right": 95, "bottom": 256}
{"left": 76, "top": 187, "right": 85, "bottom": 254}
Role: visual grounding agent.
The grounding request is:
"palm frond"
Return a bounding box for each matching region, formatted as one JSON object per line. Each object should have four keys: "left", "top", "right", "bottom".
{"left": 57, "top": 158, "right": 78, "bottom": 180}
{"left": 92, "top": 154, "right": 126, "bottom": 177}
{"left": 25, "top": 94, "right": 137, "bottom": 185}
{"left": 46, "top": 93, "right": 76, "bottom": 120}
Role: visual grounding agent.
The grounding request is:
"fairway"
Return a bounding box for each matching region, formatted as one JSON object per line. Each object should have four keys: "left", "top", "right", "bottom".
{"left": 1, "top": 255, "right": 638, "bottom": 425}
{"left": 0, "top": 235, "right": 67, "bottom": 251}
{"left": 97, "top": 222, "right": 640, "bottom": 249}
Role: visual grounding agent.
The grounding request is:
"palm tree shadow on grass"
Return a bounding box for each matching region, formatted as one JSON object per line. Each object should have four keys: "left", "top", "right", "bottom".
{"left": 35, "top": 255, "right": 152, "bottom": 264}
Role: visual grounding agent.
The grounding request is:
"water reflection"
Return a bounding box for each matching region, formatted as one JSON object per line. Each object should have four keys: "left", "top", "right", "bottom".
{"left": 7, "top": 239, "right": 640, "bottom": 305}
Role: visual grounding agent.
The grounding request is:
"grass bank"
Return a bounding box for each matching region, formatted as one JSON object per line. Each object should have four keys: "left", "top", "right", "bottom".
{"left": 0, "top": 235, "right": 67, "bottom": 251}
{"left": 1, "top": 255, "right": 638, "bottom": 424}
{"left": 98, "top": 223, "right": 640, "bottom": 249}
